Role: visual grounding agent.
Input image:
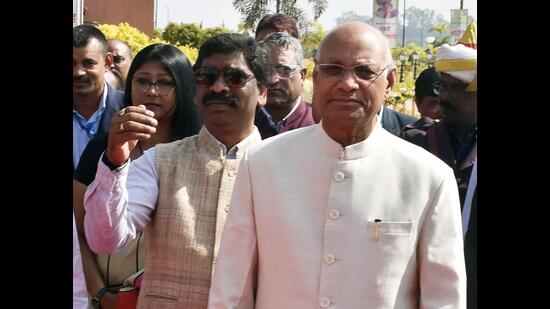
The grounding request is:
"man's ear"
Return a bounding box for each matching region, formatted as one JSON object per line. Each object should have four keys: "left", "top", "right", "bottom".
{"left": 312, "top": 66, "right": 318, "bottom": 83}
{"left": 385, "top": 66, "right": 396, "bottom": 100}
{"left": 104, "top": 52, "right": 113, "bottom": 70}
{"left": 300, "top": 68, "right": 307, "bottom": 81}
{"left": 257, "top": 85, "right": 267, "bottom": 108}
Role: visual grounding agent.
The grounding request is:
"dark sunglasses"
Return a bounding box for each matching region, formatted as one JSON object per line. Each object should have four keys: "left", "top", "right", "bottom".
{"left": 432, "top": 81, "right": 468, "bottom": 96}
{"left": 194, "top": 67, "right": 256, "bottom": 88}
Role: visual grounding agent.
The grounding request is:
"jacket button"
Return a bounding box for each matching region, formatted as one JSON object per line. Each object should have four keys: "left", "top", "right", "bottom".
{"left": 324, "top": 254, "right": 335, "bottom": 264}
{"left": 334, "top": 171, "right": 345, "bottom": 182}
{"left": 320, "top": 297, "right": 331, "bottom": 308}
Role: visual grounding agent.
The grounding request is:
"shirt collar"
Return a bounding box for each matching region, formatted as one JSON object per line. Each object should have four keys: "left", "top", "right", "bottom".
{"left": 261, "top": 96, "right": 302, "bottom": 131}
{"left": 317, "top": 118, "right": 385, "bottom": 160}
{"left": 282, "top": 96, "right": 302, "bottom": 122}
{"left": 199, "top": 126, "right": 262, "bottom": 159}
{"left": 72, "top": 81, "right": 108, "bottom": 118}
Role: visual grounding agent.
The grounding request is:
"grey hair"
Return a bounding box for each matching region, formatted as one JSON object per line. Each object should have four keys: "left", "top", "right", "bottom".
{"left": 262, "top": 32, "right": 304, "bottom": 67}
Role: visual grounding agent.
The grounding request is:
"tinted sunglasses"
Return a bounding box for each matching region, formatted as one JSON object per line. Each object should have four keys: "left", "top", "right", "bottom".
{"left": 194, "top": 67, "right": 256, "bottom": 88}
{"left": 316, "top": 63, "right": 389, "bottom": 82}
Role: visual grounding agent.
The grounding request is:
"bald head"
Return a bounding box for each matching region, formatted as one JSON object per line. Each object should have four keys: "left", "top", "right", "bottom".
{"left": 312, "top": 21, "right": 397, "bottom": 146}
{"left": 317, "top": 22, "right": 392, "bottom": 68}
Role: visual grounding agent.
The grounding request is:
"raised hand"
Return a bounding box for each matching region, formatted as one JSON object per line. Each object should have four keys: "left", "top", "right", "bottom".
{"left": 106, "top": 105, "right": 157, "bottom": 167}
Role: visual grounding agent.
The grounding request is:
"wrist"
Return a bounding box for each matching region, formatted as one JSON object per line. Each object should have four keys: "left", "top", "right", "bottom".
{"left": 102, "top": 152, "right": 126, "bottom": 170}
{"left": 91, "top": 286, "right": 109, "bottom": 309}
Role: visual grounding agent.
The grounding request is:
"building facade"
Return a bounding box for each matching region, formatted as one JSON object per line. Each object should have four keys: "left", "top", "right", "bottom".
{"left": 83, "top": 0, "right": 154, "bottom": 36}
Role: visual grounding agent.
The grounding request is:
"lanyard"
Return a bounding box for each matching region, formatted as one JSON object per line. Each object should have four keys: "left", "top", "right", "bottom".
{"left": 74, "top": 113, "right": 101, "bottom": 139}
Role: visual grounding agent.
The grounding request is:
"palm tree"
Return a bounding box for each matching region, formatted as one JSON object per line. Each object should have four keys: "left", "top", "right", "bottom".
{"left": 232, "top": 0, "right": 327, "bottom": 34}
{"left": 429, "top": 23, "right": 450, "bottom": 47}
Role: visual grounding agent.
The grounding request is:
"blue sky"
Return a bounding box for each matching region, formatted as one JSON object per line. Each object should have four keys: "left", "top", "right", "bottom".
{"left": 155, "top": 0, "right": 477, "bottom": 31}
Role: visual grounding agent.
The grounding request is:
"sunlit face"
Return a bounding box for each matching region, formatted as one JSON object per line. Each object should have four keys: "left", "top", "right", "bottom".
{"left": 266, "top": 46, "right": 305, "bottom": 113}
{"left": 108, "top": 41, "right": 132, "bottom": 84}
{"left": 194, "top": 52, "right": 266, "bottom": 134}
{"left": 313, "top": 29, "right": 394, "bottom": 133}
{"left": 131, "top": 60, "right": 177, "bottom": 122}
{"left": 437, "top": 73, "right": 477, "bottom": 131}
{"left": 73, "top": 38, "right": 111, "bottom": 98}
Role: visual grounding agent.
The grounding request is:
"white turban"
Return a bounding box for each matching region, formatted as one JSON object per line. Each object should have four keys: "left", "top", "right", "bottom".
{"left": 435, "top": 44, "right": 477, "bottom": 92}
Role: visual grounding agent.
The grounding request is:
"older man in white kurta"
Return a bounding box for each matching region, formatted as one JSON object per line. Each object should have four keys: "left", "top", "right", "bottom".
{"left": 208, "top": 21, "right": 466, "bottom": 309}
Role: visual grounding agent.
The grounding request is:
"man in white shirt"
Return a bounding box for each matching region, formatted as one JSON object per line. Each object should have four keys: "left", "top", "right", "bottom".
{"left": 73, "top": 25, "right": 124, "bottom": 170}
{"left": 83, "top": 33, "right": 269, "bottom": 308}
{"left": 209, "top": 22, "right": 466, "bottom": 309}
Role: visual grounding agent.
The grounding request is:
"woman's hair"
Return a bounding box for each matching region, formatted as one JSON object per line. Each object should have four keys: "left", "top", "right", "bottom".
{"left": 124, "top": 43, "right": 201, "bottom": 140}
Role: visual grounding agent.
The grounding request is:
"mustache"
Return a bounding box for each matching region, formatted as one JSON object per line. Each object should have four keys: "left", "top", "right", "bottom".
{"left": 439, "top": 100, "right": 453, "bottom": 109}
{"left": 202, "top": 92, "right": 240, "bottom": 108}
{"left": 268, "top": 87, "right": 287, "bottom": 94}
{"left": 73, "top": 76, "right": 91, "bottom": 83}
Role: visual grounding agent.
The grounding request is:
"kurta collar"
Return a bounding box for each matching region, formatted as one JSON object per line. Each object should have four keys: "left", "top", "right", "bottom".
{"left": 316, "top": 120, "right": 385, "bottom": 161}
{"left": 197, "top": 126, "right": 262, "bottom": 159}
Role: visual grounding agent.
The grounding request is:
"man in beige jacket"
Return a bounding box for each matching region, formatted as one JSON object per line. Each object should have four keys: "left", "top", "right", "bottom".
{"left": 209, "top": 22, "right": 466, "bottom": 309}
{"left": 83, "top": 33, "right": 269, "bottom": 308}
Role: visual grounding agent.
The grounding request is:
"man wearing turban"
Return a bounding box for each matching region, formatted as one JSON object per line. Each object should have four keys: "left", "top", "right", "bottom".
{"left": 402, "top": 43, "right": 477, "bottom": 308}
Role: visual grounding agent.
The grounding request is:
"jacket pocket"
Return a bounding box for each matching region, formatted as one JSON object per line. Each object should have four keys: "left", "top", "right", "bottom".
{"left": 367, "top": 221, "right": 414, "bottom": 238}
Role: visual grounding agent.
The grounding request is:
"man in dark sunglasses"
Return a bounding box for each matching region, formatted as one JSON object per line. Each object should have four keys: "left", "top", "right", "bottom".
{"left": 84, "top": 33, "right": 270, "bottom": 308}
{"left": 209, "top": 22, "right": 466, "bottom": 308}
{"left": 254, "top": 32, "right": 314, "bottom": 139}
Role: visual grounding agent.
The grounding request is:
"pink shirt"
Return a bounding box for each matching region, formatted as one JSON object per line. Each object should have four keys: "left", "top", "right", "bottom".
{"left": 73, "top": 212, "right": 88, "bottom": 309}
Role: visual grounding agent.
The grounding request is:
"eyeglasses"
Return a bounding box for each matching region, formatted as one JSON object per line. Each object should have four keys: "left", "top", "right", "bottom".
{"left": 272, "top": 63, "right": 301, "bottom": 79}
{"left": 432, "top": 81, "right": 468, "bottom": 96}
{"left": 194, "top": 67, "right": 256, "bottom": 88}
{"left": 133, "top": 77, "right": 175, "bottom": 96}
{"left": 316, "top": 63, "right": 389, "bottom": 82}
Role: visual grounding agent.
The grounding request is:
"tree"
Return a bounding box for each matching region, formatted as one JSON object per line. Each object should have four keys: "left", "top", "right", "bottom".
{"left": 161, "top": 22, "right": 230, "bottom": 49}
{"left": 429, "top": 22, "right": 450, "bottom": 47}
{"left": 162, "top": 22, "right": 204, "bottom": 48}
{"left": 232, "top": 0, "right": 328, "bottom": 35}
{"left": 202, "top": 26, "right": 232, "bottom": 45}
{"left": 335, "top": 11, "right": 372, "bottom": 25}
{"left": 301, "top": 21, "right": 325, "bottom": 58}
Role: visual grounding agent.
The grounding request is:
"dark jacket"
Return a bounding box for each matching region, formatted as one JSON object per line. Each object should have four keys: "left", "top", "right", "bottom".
{"left": 381, "top": 106, "right": 418, "bottom": 136}
{"left": 401, "top": 117, "right": 477, "bottom": 309}
{"left": 255, "top": 99, "right": 315, "bottom": 140}
{"left": 73, "top": 83, "right": 125, "bottom": 173}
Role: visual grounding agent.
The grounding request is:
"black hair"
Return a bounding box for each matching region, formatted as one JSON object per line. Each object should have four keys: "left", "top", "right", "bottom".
{"left": 255, "top": 13, "right": 299, "bottom": 39}
{"left": 193, "top": 33, "right": 270, "bottom": 86}
{"left": 73, "top": 24, "right": 108, "bottom": 53}
{"left": 415, "top": 67, "right": 441, "bottom": 101}
{"left": 124, "top": 44, "right": 201, "bottom": 140}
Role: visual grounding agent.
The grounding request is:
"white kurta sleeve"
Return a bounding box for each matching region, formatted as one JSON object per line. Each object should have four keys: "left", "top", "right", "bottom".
{"left": 83, "top": 149, "right": 158, "bottom": 255}
{"left": 418, "top": 167, "right": 467, "bottom": 309}
{"left": 208, "top": 153, "right": 258, "bottom": 309}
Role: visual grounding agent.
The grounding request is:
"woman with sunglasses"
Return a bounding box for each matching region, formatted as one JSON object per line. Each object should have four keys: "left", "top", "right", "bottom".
{"left": 73, "top": 43, "right": 201, "bottom": 308}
